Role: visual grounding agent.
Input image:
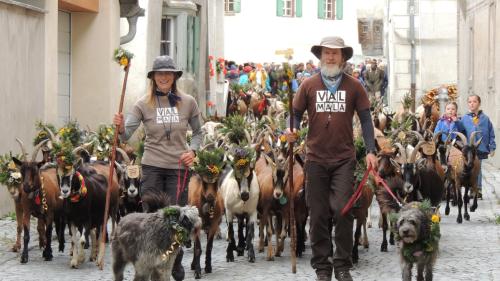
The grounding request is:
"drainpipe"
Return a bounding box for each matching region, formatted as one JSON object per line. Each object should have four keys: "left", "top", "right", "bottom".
{"left": 119, "top": 0, "right": 145, "bottom": 45}
{"left": 409, "top": 0, "right": 416, "bottom": 112}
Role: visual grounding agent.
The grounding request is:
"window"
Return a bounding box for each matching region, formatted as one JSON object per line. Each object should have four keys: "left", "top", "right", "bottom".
{"left": 161, "top": 17, "right": 174, "bottom": 57}
{"left": 277, "top": 0, "right": 302, "bottom": 17}
{"left": 318, "top": 0, "right": 342, "bottom": 20}
{"left": 225, "top": 0, "right": 241, "bottom": 14}
{"left": 325, "top": 0, "right": 335, "bottom": 20}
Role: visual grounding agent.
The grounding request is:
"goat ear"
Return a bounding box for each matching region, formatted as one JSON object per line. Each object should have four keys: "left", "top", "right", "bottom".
{"left": 12, "top": 157, "right": 23, "bottom": 167}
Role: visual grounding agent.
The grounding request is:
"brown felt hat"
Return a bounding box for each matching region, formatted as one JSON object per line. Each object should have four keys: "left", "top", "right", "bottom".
{"left": 311, "top": 36, "right": 353, "bottom": 61}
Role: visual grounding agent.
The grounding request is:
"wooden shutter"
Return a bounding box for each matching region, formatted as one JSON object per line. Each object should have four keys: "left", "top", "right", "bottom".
{"left": 318, "top": 0, "right": 325, "bottom": 19}
{"left": 336, "top": 0, "right": 343, "bottom": 20}
{"left": 234, "top": 0, "right": 241, "bottom": 13}
{"left": 277, "top": 0, "right": 284, "bottom": 16}
{"left": 296, "top": 0, "right": 302, "bottom": 17}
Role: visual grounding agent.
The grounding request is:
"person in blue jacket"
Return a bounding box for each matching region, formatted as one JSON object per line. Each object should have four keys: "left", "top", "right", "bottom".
{"left": 434, "top": 101, "right": 459, "bottom": 142}
{"left": 456, "top": 95, "right": 496, "bottom": 198}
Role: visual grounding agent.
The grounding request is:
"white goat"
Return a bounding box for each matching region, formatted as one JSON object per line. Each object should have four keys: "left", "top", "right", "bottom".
{"left": 220, "top": 166, "right": 260, "bottom": 263}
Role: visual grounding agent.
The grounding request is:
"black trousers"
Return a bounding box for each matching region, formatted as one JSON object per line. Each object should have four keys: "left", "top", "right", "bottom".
{"left": 141, "top": 164, "right": 190, "bottom": 206}
{"left": 305, "top": 158, "right": 356, "bottom": 274}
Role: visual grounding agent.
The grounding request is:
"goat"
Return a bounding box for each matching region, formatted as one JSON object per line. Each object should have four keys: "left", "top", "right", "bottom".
{"left": 57, "top": 148, "right": 119, "bottom": 268}
{"left": 115, "top": 148, "right": 142, "bottom": 216}
{"left": 374, "top": 145, "right": 405, "bottom": 252}
{"left": 400, "top": 136, "right": 444, "bottom": 207}
{"left": 220, "top": 146, "right": 260, "bottom": 263}
{"left": 447, "top": 131, "right": 481, "bottom": 223}
{"left": 12, "top": 139, "right": 64, "bottom": 264}
{"left": 351, "top": 181, "right": 374, "bottom": 264}
{"left": 188, "top": 149, "right": 225, "bottom": 279}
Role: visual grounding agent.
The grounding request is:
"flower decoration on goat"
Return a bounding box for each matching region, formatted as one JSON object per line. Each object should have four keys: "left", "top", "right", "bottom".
{"left": 52, "top": 141, "right": 76, "bottom": 173}
{"left": 390, "top": 200, "right": 441, "bottom": 264}
{"left": 33, "top": 121, "right": 57, "bottom": 147}
{"left": 161, "top": 207, "right": 190, "bottom": 260}
{"left": 220, "top": 115, "right": 249, "bottom": 145}
{"left": 230, "top": 146, "right": 255, "bottom": 178}
{"left": 193, "top": 148, "right": 225, "bottom": 183}
{"left": 86, "top": 124, "right": 115, "bottom": 161}
{"left": 114, "top": 47, "right": 134, "bottom": 69}
{"left": 0, "top": 153, "right": 22, "bottom": 186}
{"left": 58, "top": 121, "right": 82, "bottom": 147}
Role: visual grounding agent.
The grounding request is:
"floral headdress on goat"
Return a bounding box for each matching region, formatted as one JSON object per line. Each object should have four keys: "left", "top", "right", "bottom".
{"left": 0, "top": 153, "right": 22, "bottom": 186}
{"left": 58, "top": 121, "right": 82, "bottom": 147}
{"left": 52, "top": 141, "right": 76, "bottom": 174}
{"left": 193, "top": 148, "right": 225, "bottom": 183}
{"left": 390, "top": 200, "right": 441, "bottom": 263}
{"left": 229, "top": 146, "right": 255, "bottom": 178}
{"left": 33, "top": 121, "right": 57, "bottom": 147}
{"left": 86, "top": 124, "right": 115, "bottom": 161}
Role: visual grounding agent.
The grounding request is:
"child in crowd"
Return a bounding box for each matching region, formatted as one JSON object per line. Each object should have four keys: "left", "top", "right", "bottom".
{"left": 434, "top": 101, "right": 459, "bottom": 142}
{"left": 457, "top": 95, "right": 496, "bottom": 199}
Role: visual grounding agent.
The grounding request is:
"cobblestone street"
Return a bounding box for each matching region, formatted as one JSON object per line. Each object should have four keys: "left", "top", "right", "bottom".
{"left": 0, "top": 162, "right": 498, "bottom": 281}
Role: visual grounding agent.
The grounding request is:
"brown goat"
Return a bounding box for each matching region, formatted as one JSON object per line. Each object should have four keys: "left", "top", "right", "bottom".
{"left": 447, "top": 131, "right": 481, "bottom": 223}
{"left": 351, "top": 183, "right": 374, "bottom": 264}
{"left": 12, "top": 140, "right": 64, "bottom": 264}
{"left": 188, "top": 174, "right": 224, "bottom": 279}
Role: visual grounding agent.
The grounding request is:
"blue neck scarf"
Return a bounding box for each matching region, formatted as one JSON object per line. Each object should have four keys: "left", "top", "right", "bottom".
{"left": 321, "top": 72, "right": 343, "bottom": 94}
{"left": 155, "top": 89, "right": 180, "bottom": 107}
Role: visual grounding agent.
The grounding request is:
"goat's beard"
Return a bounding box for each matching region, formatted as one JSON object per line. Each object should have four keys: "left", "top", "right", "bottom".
{"left": 321, "top": 63, "right": 342, "bottom": 77}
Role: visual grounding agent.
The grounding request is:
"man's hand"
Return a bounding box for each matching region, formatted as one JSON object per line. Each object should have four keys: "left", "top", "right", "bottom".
{"left": 284, "top": 128, "right": 298, "bottom": 143}
{"left": 366, "top": 152, "right": 378, "bottom": 170}
{"left": 180, "top": 150, "right": 196, "bottom": 167}
{"left": 490, "top": 150, "right": 495, "bottom": 157}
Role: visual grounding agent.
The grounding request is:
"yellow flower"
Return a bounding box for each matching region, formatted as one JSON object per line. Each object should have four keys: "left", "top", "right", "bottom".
{"left": 279, "top": 135, "right": 287, "bottom": 143}
{"left": 207, "top": 165, "right": 220, "bottom": 175}
{"left": 65, "top": 165, "right": 72, "bottom": 172}
{"left": 236, "top": 159, "right": 248, "bottom": 168}
{"left": 60, "top": 156, "right": 66, "bottom": 161}
{"left": 431, "top": 214, "right": 440, "bottom": 223}
{"left": 120, "top": 56, "right": 129, "bottom": 66}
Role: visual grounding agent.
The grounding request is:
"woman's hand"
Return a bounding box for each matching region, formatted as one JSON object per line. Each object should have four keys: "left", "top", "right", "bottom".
{"left": 180, "top": 151, "right": 196, "bottom": 167}
{"left": 113, "top": 113, "right": 125, "bottom": 134}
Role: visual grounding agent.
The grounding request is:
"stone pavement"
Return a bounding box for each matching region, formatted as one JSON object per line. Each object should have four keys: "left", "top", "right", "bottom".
{"left": 0, "top": 162, "right": 499, "bottom": 281}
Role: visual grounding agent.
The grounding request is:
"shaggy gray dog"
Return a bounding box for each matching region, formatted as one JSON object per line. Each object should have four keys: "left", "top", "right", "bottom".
{"left": 395, "top": 202, "right": 439, "bottom": 281}
{"left": 112, "top": 205, "right": 201, "bottom": 281}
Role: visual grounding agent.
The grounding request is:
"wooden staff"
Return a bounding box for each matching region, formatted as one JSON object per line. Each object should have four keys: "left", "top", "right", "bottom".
{"left": 285, "top": 63, "right": 297, "bottom": 273}
{"left": 97, "top": 58, "right": 131, "bottom": 270}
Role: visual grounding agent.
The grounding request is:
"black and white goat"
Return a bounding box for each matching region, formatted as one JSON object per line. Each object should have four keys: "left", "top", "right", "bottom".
{"left": 115, "top": 148, "right": 142, "bottom": 216}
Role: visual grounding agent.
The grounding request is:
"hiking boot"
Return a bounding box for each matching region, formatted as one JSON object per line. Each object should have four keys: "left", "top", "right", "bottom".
{"left": 316, "top": 271, "right": 332, "bottom": 281}
{"left": 334, "top": 270, "right": 353, "bottom": 281}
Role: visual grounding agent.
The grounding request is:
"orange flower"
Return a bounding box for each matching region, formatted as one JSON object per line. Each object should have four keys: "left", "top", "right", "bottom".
{"left": 208, "top": 55, "right": 214, "bottom": 60}
{"left": 207, "top": 101, "right": 214, "bottom": 107}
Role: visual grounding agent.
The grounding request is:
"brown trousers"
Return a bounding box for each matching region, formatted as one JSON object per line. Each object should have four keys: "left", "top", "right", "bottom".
{"left": 305, "top": 158, "right": 356, "bottom": 274}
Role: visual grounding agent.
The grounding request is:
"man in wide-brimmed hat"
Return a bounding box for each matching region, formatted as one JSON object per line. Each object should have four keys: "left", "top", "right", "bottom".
{"left": 286, "top": 36, "right": 377, "bottom": 281}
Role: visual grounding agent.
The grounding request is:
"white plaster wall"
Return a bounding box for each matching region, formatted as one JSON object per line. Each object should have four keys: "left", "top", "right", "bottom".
{"left": 0, "top": 2, "right": 45, "bottom": 216}
{"left": 386, "top": 0, "right": 457, "bottom": 110}
{"left": 70, "top": 0, "right": 121, "bottom": 129}
{"left": 224, "top": 0, "right": 362, "bottom": 64}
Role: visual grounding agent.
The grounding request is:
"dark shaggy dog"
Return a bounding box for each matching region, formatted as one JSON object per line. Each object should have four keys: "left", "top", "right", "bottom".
{"left": 395, "top": 202, "right": 439, "bottom": 281}
{"left": 112, "top": 205, "right": 201, "bottom": 281}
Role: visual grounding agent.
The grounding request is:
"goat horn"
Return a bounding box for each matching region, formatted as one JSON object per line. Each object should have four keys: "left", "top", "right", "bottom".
{"left": 410, "top": 141, "right": 426, "bottom": 163}
{"left": 72, "top": 145, "right": 90, "bottom": 158}
{"left": 32, "top": 139, "right": 49, "bottom": 162}
{"left": 394, "top": 143, "right": 407, "bottom": 162}
{"left": 115, "top": 147, "right": 131, "bottom": 164}
{"left": 15, "top": 138, "right": 28, "bottom": 161}
{"left": 410, "top": 131, "right": 424, "bottom": 142}
{"left": 433, "top": 131, "right": 443, "bottom": 144}
{"left": 244, "top": 129, "right": 252, "bottom": 145}
{"left": 469, "top": 131, "right": 482, "bottom": 146}
{"left": 44, "top": 126, "right": 59, "bottom": 143}
{"left": 454, "top": 132, "right": 468, "bottom": 146}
